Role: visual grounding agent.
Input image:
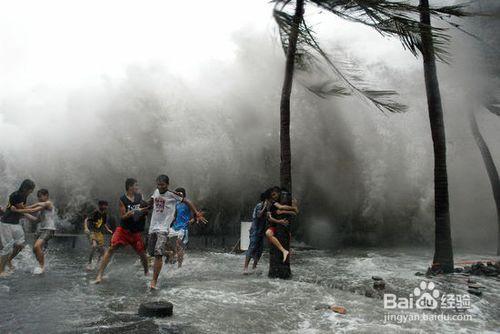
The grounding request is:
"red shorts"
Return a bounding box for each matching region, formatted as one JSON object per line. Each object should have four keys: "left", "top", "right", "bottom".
{"left": 111, "top": 226, "right": 145, "bottom": 253}
{"left": 266, "top": 227, "right": 276, "bottom": 235}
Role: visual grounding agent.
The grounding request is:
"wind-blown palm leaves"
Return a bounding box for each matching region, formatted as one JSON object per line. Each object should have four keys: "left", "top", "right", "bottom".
{"left": 272, "top": 0, "right": 469, "bottom": 112}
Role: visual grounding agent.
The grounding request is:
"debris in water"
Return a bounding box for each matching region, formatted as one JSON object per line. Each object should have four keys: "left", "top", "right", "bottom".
{"left": 468, "top": 283, "right": 482, "bottom": 290}
{"left": 468, "top": 289, "right": 482, "bottom": 297}
{"left": 461, "top": 262, "right": 500, "bottom": 276}
{"left": 373, "top": 280, "right": 386, "bottom": 291}
{"left": 330, "top": 306, "right": 347, "bottom": 314}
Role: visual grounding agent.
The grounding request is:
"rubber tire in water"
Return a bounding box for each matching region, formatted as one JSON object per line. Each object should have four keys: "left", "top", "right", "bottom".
{"left": 138, "top": 301, "right": 173, "bottom": 317}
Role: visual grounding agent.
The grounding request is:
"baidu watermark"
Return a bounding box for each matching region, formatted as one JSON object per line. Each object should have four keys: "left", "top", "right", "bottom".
{"left": 383, "top": 281, "right": 473, "bottom": 323}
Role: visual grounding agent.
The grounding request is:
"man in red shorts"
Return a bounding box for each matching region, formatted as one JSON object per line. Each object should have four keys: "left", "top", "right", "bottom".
{"left": 94, "top": 178, "right": 149, "bottom": 284}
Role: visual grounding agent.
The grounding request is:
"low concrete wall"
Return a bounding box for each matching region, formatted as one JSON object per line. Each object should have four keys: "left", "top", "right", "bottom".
{"left": 25, "top": 233, "right": 241, "bottom": 251}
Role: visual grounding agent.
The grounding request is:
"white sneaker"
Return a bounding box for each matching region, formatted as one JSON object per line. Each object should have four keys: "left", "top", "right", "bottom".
{"left": 33, "top": 267, "right": 44, "bottom": 275}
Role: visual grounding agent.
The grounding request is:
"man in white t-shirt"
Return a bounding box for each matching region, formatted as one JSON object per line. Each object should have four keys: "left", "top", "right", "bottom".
{"left": 147, "top": 174, "right": 207, "bottom": 289}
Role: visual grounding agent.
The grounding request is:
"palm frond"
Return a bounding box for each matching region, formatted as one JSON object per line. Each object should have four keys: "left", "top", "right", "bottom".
{"left": 301, "top": 0, "right": 471, "bottom": 62}
{"left": 273, "top": 3, "right": 408, "bottom": 113}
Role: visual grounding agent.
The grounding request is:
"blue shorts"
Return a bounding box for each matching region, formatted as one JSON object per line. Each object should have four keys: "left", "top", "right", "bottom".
{"left": 246, "top": 233, "right": 264, "bottom": 260}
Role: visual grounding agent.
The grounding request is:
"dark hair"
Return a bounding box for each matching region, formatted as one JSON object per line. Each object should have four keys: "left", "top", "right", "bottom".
{"left": 263, "top": 187, "right": 278, "bottom": 200}
{"left": 37, "top": 189, "right": 49, "bottom": 197}
{"left": 175, "top": 187, "right": 186, "bottom": 197}
{"left": 271, "top": 186, "right": 281, "bottom": 193}
{"left": 260, "top": 192, "right": 266, "bottom": 201}
{"left": 156, "top": 175, "right": 169, "bottom": 184}
{"left": 125, "top": 178, "right": 137, "bottom": 191}
{"left": 279, "top": 190, "right": 292, "bottom": 205}
{"left": 19, "top": 179, "right": 35, "bottom": 193}
{"left": 98, "top": 200, "right": 109, "bottom": 206}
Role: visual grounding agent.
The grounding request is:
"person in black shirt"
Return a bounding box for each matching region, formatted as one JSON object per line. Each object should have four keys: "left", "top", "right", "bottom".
{"left": 0, "top": 179, "right": 43, "bottom": 276}
{"left": 94, "top": 178, "right": 149, "bottom": 284}
{"left": 84, "top": 200, "right": 112, "bottom": 270}
{"left": 265, "top": 189, "right": 298, "bottom": 267}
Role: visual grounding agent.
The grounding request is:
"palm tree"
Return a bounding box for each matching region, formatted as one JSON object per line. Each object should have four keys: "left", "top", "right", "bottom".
{"left": 469, "top": 105, "right": 500, "bottom": 255}
{"left": 272, "top": 0, "right": 468, "bottom": 272}
{"left": 418, "top": 0, "right": 452, "bottom": 272}
{"left": 279, "top": 0, "right": 304, "bottom": 192}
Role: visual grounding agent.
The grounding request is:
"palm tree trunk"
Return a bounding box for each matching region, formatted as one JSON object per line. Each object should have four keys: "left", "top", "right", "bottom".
{"left": 279, "top": 0, "right": 304, "bottom": 192}
{"left": 469, "top": 108, "right": 500, "bottom": 255}
{"left": 419, "top": 0, "right": 454, "bottom": 273}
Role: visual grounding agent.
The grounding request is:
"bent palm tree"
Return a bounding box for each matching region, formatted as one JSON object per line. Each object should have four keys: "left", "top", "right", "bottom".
{"left": 469, "top": 104, "right": 500, "bottom": 255}
{"left": 273, "top": 0, "right": 468, "bottom": 271}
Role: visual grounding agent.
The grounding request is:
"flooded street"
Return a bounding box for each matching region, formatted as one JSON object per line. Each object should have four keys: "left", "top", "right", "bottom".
{"left": 1, "top": 1, "right": 499, "bottom": 333}
{"left": 0, "top": 240, "right": 498, "bottom": 333}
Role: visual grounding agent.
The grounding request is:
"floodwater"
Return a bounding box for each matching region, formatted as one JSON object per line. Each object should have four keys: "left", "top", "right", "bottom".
{"left": 0, "top": 238, "right": 499, "bottom": 333}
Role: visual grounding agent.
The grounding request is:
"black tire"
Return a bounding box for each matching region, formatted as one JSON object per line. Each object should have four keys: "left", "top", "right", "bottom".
{"left": 138, "top": 301, "right": 173, "bottom": 317}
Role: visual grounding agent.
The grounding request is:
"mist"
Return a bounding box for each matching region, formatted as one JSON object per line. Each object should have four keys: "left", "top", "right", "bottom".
{"left": 0, "top": 0, "right": 498, "bottom": 251}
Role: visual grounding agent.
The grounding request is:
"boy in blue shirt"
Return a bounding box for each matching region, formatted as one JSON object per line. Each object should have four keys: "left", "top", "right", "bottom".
{"left": 171, "top": 187, "right": 194, "bottom": 268}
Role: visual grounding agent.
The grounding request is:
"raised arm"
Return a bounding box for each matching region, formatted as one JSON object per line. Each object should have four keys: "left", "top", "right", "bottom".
{"left": 274, "top": 201, "right": 299, "bottom": 214}
{"left": 183, "top": 198, "right": 207, "bottom": 224}
{"left": 11, "top": 203, "right": 44, "bottom": 214}
{"left": 26, "top": 201, "right": 52, "bottom": 210}
{"left": 256, "top": 201, "right": 269, "bottom": 219}
{"left": 276, "top": 209, "right": 297, "bottom": 216}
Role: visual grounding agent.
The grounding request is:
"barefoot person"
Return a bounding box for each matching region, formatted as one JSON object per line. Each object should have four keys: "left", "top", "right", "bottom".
{"left": 84, "top": 200, "right": 112, "bottom": 270}
{"left": 243, "top": 191, "right": 269, "bottom": 274}
{"left": 266, "top": 189, "right": 298, "bottom": 279}
{"left": 266, "top": 190, "right": 298, "bottom": 263}
{"left": 147, "top": 175, "right": 206, "bottom": 289}
{"left": 0, "top": 179, "right": 43, "bottom": 276}
{"left": 94, "top": 178, "right": 150, "bottom": 284}
{"left": 27, "top": 189, "right": 56, "bottom": 275}
{"left": 170, "top": 187, "right": 201, "bottom": 268}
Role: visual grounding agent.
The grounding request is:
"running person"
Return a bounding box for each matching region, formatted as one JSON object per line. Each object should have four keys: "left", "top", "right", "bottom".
{"left": 84, "top": 200, "right": 112, "bottom": 270}
{"left": 94, "top": 178, "right": 150, "bottom": 284}
{"left": 147, "top": 175, "right": 206, "bottom": 289}
{"left": 25, "top": 189, "right": 56, "bottom": 274}
{"left": 170, "top": 187, "right": 198, "bottom": 268}
{"left": 0, "top": 179, "right": 43, "bottom": 276}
